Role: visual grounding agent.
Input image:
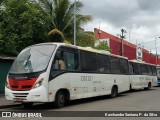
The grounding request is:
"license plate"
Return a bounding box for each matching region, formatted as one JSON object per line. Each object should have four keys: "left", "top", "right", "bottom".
{"left": 14, "top": 98, "right": 23, "bottom": 102}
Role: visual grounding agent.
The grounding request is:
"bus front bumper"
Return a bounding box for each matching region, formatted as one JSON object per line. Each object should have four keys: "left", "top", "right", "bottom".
{"left": 5, "top": 86, "right": 48, "bottom": 103}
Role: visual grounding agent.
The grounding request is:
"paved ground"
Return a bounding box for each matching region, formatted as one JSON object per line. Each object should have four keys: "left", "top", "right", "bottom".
{"left": 0, "top": 94, "right": 21, "bottom": 109}
{"left": 0, "top": 86, "right": 160, "bottom": 120}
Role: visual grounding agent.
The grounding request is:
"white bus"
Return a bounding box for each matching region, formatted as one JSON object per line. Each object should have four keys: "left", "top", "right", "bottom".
{"left": 129, "top": 60, "right": 157, "bottom": 90}
{"left": 5, "top": 43, "right": 130, "bottom": 108}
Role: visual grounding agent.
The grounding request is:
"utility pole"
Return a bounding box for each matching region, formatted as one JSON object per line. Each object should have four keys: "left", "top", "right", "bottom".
{"left": 120, "top": 29, "right": 127, "bottom": 56}
{"left": 155, "top": 36, "right": 157, "bottom": 65}
{"left": 155, "top": 36, "right": 160, "bottom": 65}
{"left": 74, "top": 0, "right": 76, "bottom": 45}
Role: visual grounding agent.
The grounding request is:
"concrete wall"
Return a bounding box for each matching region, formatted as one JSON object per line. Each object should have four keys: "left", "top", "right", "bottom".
{"left": 0, "top": 59, "right": 13, "bottom": 94}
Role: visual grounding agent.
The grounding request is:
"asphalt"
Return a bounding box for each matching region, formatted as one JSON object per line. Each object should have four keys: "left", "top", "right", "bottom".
{"left": 0, "top": 94, "right": 21, "bottom": 109}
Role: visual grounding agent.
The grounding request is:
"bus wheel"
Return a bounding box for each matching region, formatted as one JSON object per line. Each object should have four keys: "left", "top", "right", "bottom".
{"left": 111, "top": 86, "right": 118, "bottom": 98}
{"left": 130, "top": 84, "right": 133, "bottom": 92}
{"left": 144, "top": 82, "right": 151, "bottom": 90}
{"left": 147, "top": 83, "right": 151, "bottom": 90}
{"left": 22, "top": 102, "right": 33, "bottom": 108}
{"left": 54, "top": 91, "right": 65, "bottom": 108}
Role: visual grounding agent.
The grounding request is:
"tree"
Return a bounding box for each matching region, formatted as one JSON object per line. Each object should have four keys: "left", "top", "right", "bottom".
{"left": 47, "top": 29, "right": 65, "bottom": 42}
{"left": 76, "top": 31, "right": 95, "bottom": 47}
{"left": 95, "top": 41, "right": 111, "bottom": 52}
{"left": 0, "top": 0, "right": 51, "bottom": 56}
{"left": 36, "top": 0, "right": 94, "bottom": 45}
{"left": 0, "top": 0, "right": 95, "bottom": 56}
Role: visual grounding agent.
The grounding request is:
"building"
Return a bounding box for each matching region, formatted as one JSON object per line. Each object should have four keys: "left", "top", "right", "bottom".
{"left": 94, "top": 28, "right": 160, "bottom": 64}
{"left": 0, "top": 56, "right": 14, "bottom": 94}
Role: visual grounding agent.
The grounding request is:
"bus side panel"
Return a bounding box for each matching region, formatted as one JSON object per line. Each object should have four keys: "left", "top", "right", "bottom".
{"left": 130, "top": 75, "right": 148, "bottom": 89}
{"left": 112, "top": 74, "right": 130, "bottom": 93}
{"left": 130, "top": 75, "right": 157, "bottom": 89}
{"left": 150, "top": 76, "right": 158, "bottom": 86}
{"left": 48, "top": 73, "right": 130, "bottom": 102}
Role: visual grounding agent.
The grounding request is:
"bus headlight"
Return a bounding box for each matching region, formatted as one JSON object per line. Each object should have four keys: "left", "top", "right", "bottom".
{"left": 5, "top": 81, "right": 10, "bottom": 89}
{"left": 33, "top": 78, "right": 44, "bottom": 89}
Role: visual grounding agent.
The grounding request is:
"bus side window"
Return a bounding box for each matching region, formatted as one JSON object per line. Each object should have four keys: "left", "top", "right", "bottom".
{"left": 152, "top": 66, "right": 157, "bottom": 75}
{"left": 141, "top": 64, "right": 148, "bottom": 75}
{"left": 133, "top": 63, "right": 141, "bottom": 75}
{"left": 120, "top": 58, "right": 129, "bottom": 74}
{"left": 80, "top": 50, "right": 97, "bottom": 72}
{"left": 129, "top": 64, "right": 133, "bottom": 74}
{"left": 147, "top": 65, "right": 152, "bottom": 75}
{"left": 52, "top": 51, "right": 79, "bottom": 71}
{"left": 110, "top": 56, "right": 121, "bottom": 74}
{"left": 97, "top": 54, "right": 110, "bottom": 73}
{"left": 49, "top": 50, "right": 79, "bottom": 80}
{"left": 52, "top": 50, "right": 65, "bottom": 70}
{"left": 63, "top": 52, "right": 79, "bottom": 71}
{"left": 49, "top": 51, "right": 64, "bottom": 79}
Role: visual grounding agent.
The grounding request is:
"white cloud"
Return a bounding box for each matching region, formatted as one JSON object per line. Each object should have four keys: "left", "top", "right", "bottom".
{"left": 78, "top": 0, "right": 160, "bottom": 53}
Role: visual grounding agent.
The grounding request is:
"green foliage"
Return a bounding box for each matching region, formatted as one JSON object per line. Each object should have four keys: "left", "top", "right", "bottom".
{"left": 47, "top": 29, "right": 65, "bottom": 42}
{"left": 0, "top": 0, "right": 51, "bottom": 56}
{"left": 95, "top": 41, "right": 111, "bottom": 51}
{"left": 0, "top": 0, "right": 94, "bottom": 56}
{"left": 76, "top": 31, "right": 95, "bottom": 47}
{"left": 37, "top": 0, "right": 94, "bottom": 44}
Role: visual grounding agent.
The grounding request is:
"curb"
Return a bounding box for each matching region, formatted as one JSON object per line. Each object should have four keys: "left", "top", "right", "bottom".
{"left": 0, "top": 94, "right": 5, "bottom": 98}
{"left": 0, "top": 104, "right": 21, "bottom": 109}
{"left": 0, "top": 95, "right": 21, "bottom": 109}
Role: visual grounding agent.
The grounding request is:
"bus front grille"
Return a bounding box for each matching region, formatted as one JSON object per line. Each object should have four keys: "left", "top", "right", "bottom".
{"left": 12, "top": 93, "right": 29, "bottom": 98}
{"left": 21, "top": 85, "right": 32, "bottom": 89}
{"left": 11, "top": 85, "right": 18, "bottom": 89}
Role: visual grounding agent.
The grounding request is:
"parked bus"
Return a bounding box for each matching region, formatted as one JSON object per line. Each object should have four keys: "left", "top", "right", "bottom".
{"left": 156, "top": 65, "right": 160, "bottom": 85}
{"left": 129, "top": 60, "right": 157, "bottom": 90}
{"left": 5, "top": 43, "right": 130, "bottom": 108}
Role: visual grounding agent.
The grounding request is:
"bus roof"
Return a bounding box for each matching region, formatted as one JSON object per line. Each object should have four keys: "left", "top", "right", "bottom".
{"left": 129, "top": 59, "right": 146, "bottom": 63}
{"left": 129, "top": 59, "right": 156, "bottom": 66}
{"left": 30, "top": 42, "right": 128, "bottom": 59}
{"left": 156, "top": 65, "right": 160, "bottom": 68}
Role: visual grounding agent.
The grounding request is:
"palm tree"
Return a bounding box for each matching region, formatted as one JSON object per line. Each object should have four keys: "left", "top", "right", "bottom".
{"left": 47, "top": 28, "right": 65, "bottom": 42}
{"left": 35, "top": 0, "right": 94, "bottom": 46}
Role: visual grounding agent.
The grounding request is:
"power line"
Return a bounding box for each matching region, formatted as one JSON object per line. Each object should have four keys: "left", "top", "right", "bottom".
{"left": 129, "top": 32, "right": 160, "bottom": 38}
{"left": 138, "top": 39, "right": 155, "bottom": 45}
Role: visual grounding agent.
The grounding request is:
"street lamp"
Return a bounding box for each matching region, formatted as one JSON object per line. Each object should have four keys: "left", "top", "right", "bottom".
{"left": 120, "top": 29, "right": 127, "bottom": 56}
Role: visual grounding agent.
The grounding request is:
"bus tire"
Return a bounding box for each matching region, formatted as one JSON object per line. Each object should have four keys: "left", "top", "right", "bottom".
{"left": 111, "top": 86, "right": 118, "bottom": 98}
{"left": 22, "top": 102, "right": 33, "bottom": 108}
{"left": 54, "top": 91, "right": 65, "bottom": 108}
{"left": 130, "top": 84, "right": 133, "bottom": 91}
{"left": 145, "top": 82, "right": 151, "bottom": 90}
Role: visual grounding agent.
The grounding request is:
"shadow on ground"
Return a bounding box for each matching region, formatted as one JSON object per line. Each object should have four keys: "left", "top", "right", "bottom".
{"left": 1, "top": 87, "right": 158, "bottom": 110}
{"left": 6, "top": 94, "right": 127, "bottom": 110}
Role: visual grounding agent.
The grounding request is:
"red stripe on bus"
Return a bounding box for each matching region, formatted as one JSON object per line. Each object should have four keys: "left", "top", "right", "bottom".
{"left": 8, "top": 78, "right": 37, "bottom": 91}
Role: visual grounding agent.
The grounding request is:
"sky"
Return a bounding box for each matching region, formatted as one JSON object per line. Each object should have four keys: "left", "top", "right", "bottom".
{"left": 77, "top": 0, "right": 160, "bottom": 54}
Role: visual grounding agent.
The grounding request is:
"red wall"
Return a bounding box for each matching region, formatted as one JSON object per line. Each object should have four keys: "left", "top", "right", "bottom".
{"left": 94, "top": 28, "right": 160, "bottom": 65}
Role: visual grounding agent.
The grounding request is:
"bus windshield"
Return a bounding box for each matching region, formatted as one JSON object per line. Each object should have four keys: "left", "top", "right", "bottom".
{"left": 9, "top": 45, "right": 56, "bottom": 74}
